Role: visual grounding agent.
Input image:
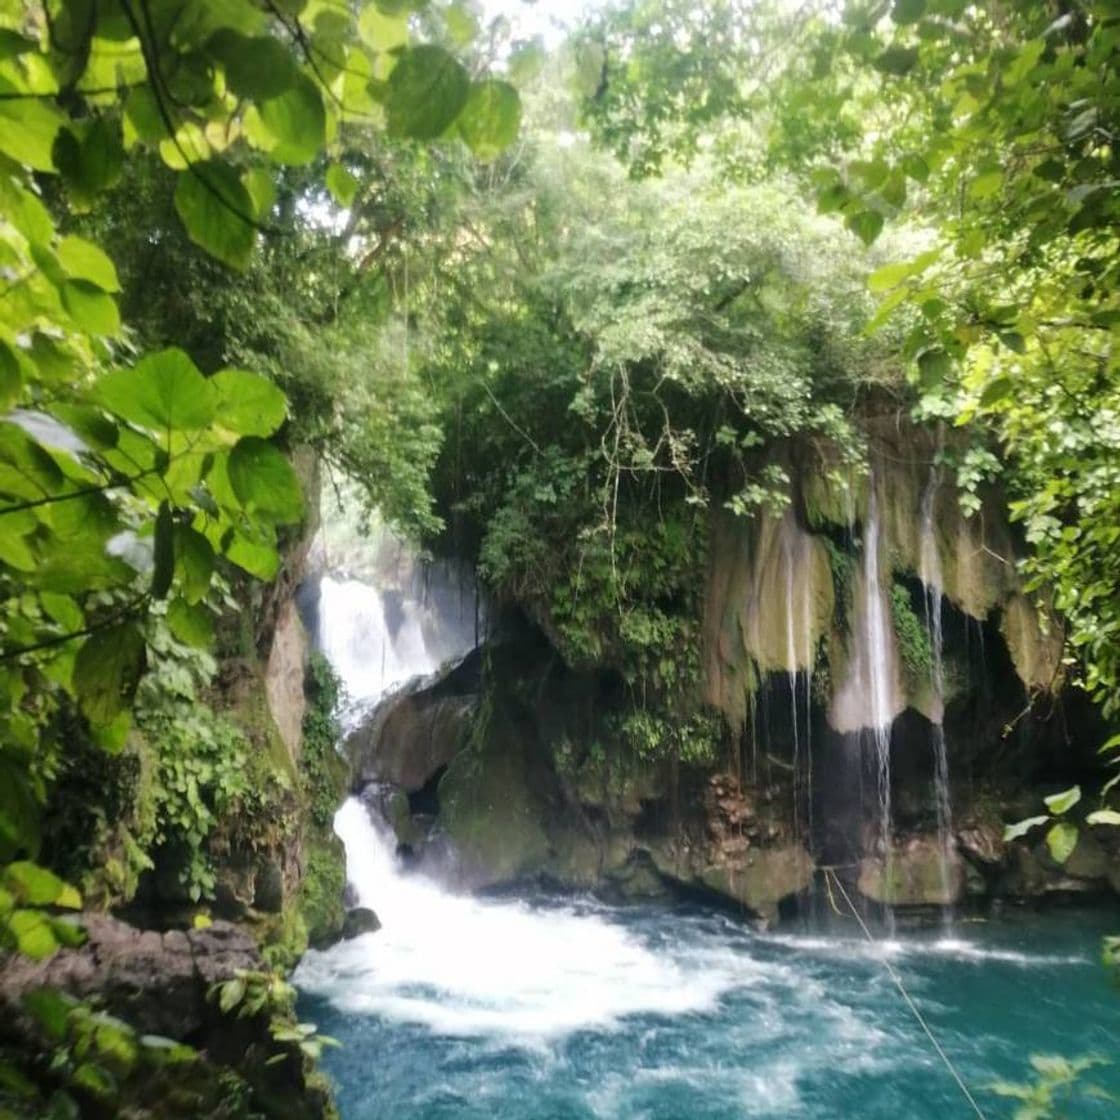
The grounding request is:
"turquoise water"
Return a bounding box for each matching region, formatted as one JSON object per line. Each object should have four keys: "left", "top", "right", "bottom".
{"left": 298, "top": 894, "right": 1119, "bottom": 1120}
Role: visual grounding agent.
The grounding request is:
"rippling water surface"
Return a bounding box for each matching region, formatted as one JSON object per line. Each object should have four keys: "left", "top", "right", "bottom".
{"left": 295, "top": 802, "right": 1120, "bottom": 1119}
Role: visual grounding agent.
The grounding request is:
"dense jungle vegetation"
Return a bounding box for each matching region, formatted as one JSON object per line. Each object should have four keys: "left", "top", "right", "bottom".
{"left": 0, "top": 0, "right": 1118, "bottom": 1114}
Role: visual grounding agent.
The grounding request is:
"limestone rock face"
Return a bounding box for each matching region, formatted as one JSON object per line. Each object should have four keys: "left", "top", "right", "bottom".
{"left": 857, "top": 836, "right": 964, "bottom": 907}
{"left": 265, "top": 599, "right": 309, "bottom": 764}
{"left": 703, "top": 508, "right": 834, "bottom": 730}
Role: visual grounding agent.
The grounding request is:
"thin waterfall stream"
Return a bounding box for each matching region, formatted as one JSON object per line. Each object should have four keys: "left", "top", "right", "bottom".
{"left": 919, "top": 473, "right": 956, "bottom": 920}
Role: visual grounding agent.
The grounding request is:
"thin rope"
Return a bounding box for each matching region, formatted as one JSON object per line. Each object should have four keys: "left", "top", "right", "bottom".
{"left": 826, "top": 870, "right": 988, "bottom": 1120}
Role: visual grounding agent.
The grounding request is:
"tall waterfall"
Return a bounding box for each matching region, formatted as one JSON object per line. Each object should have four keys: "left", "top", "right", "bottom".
{"left": 862, "top": 488, "right": 895, "bottom": 896}
{"left": 782, "top": 521, "right": 815, "bottom": 843}
{"left": 829, "top": 484, "right": 901, "bottom": 884}
{"left": 920, "top": 474, "right": 955, "bottom": 915}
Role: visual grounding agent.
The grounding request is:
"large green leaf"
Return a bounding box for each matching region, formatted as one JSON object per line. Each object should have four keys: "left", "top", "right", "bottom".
{"left": 173, "top": 161, "right": 257, "bottom": 271}
{"left": 457, "top": 80, "right": 521, "bottom": 160}
{"left": 97, "top": 349, "right": 217, "bottom": 433}
{"left": 1045, "top": 821, "right": 1078, "bottom": 864}
{"left": 227, "top": 437, "right": 304, "bottom": 522}
{"left": 167, "top": 597, "right": 214, "bottom": 647}
{"left": 57, "top": 236, "right": 120, "bottom": 292}
{"left": 72, "top": 623, "right": 145, "bottom": 726}
{"left": 0, "top": 99, "right": 64, "bottom": 171}
{"left": 206, "top": 29, "right": 298, "bottom": 99}
{"left": 1043, "top": 785, "right": 1081, "bottom": 816}
{"left": 326, "top": 163, "right": 360, "bottom": 207}
{"left": 385, "top": 45, "right": 470, "bottom": 140}
{"left": 53, "top": 116, "right": 124, "bottom": 208}
{"left": 224, "top": 529, "right": 281, "bottom": 579}
{"left": 174, "top": 524, "right": 215, "bottom": 604}
{"left": 61, "top": 281, "right": 120, "bottom": 336}
{"left": 212, "top": 369, "right": 287, "bottom": 436}
{"left": 255, "top": 76, "right": 327, "bottom": 165}
{"left": 3, "top": 862, "right": 81, "bottom": 908}
{"left": 7, "top": 909, "right": 59, "bottom": 960}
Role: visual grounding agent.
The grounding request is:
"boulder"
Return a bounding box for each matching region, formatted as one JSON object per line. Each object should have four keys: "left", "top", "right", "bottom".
{"left": 698, "top": 845, "right": 815, "bottom": 922}
{"left": 858, "top": 835, "right": 964, "bottom": 907}
{"left": 0, "top": 915, "right": 259, "bottom": 1039}
{"left": 345, "top": 652, "right": 479, "bottom": 791}
{"left": 341, "top": 907, "right": 382, "bottom": 939}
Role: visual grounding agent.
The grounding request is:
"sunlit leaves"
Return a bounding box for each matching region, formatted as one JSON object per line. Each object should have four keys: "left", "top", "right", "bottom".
{"left": 458, "top": 81, "right": 522, "bottom": 160}
{"left": 57, "top": 236, "right": 120, "bottom": 292}
{"left": 1045, "top": 821, "right": 1079, "bottom": 864}
{"left": 97, "top": 349, "right": 217, "bottom": 433}
{"left": 1002, "top": 815, "right": 1049, "bottom": 843}
{"left": 326, "top": 163, "right": 360, "bottom": 207}
{"left": 1043, "top": 786, "right": 1081, "bottom": 816}
{"left": 211, "top": 369, "right": 287, "bottom": 436}
{"left": 0, "top": 99, "right": 64, "bottom": 170}
{"left": 253, "top": 75, "right": 327, "bottom": 165}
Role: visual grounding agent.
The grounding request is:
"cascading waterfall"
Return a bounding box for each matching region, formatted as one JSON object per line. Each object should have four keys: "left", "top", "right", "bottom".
{"left": 920, "top": 474, "right": 955, "bottom": 917}
{"left": 298, "top": 559, "right": 741, "bottom": 1041}
{"left": 782, "top": 521, "right": 816, "bottom": 844}
{"left": 784, "top": 544, "right": 802, "bottom": 841}
{"left": 862, "top": 486, "right": 895, "bottom": 912}
{"left": 317, "top": 576, "right": 433, "bottom": 716}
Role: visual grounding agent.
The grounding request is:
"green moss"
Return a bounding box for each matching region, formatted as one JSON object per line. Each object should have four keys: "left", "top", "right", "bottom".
{"left": 299, "top": 832, "right": 347, "bottom": 949}
{"left": 300, "top": 652, "right": 350, "bottom": 830}
{"left": 889, "top": 581, "right": 933, "bottom": 683}
{"left": 823, "top": 537, "right": 855, "bottom": 631}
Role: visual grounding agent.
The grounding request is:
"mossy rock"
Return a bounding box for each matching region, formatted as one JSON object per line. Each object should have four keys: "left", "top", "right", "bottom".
{"left": 438, "top": 743, "right": 552, "bottom": 888}
{"left": 299, "top": 831, "right": 347, "bottom": 949}
{"left": 698, "top": 845, "right": 815, "bottom": 922}
{"left": 858, "top": 836, "right": 963, "bottom": 906}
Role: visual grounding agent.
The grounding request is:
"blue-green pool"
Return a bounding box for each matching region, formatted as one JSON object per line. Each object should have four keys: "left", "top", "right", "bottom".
{"left": 297, "top": 890, "right": 1119, "bottom": 1119}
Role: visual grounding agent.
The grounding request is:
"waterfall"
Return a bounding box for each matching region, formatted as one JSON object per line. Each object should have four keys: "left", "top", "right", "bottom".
{"left": 317, "top": 577, "right": 434, "bottom": 716}
{"left": 920, "top": 474, "right": 955, "bottom": 917}
{"left": 784, "top": 542, "right": 802, "bottom": 841}
{"left": 862, "top": 487, "right": 895, "bottom": 899}
{"left": 314, "top": 545, "right": 481, "bottom": 729}
{"left": 782, "top": 520, "right": 816, "bottom": 844}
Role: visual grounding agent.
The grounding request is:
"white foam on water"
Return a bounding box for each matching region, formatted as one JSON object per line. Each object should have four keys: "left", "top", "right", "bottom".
{"left": 296, "top": 799, "right": 748, "bottom": 1040}
{"left": 760, "top": 931, "right": 1088, "bottom": 968}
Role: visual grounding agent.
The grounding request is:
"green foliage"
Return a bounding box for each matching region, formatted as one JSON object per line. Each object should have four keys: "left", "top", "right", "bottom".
{"left": 889, "top": 582, "right": 932, "bottom": 683}
{"left": 989, "top": 1055, "right": 1112, "bottom": 1120}
{"left": 300, "top": 653, "right": 346, "bottom": 831}
{"left": 0, "top": 0, "right": 522, "bottom": 942}
{"left": 576, "top": 0, "right": 1120, "bottom": 716}
{"left": 0, "top": 988, "right": 205, "bottom": 1119}
{"left": 210, "top": 969, "right": 340, "bottom": 1063}
{"left": 615, "top": 708, "right": 722, "bottom": 767}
